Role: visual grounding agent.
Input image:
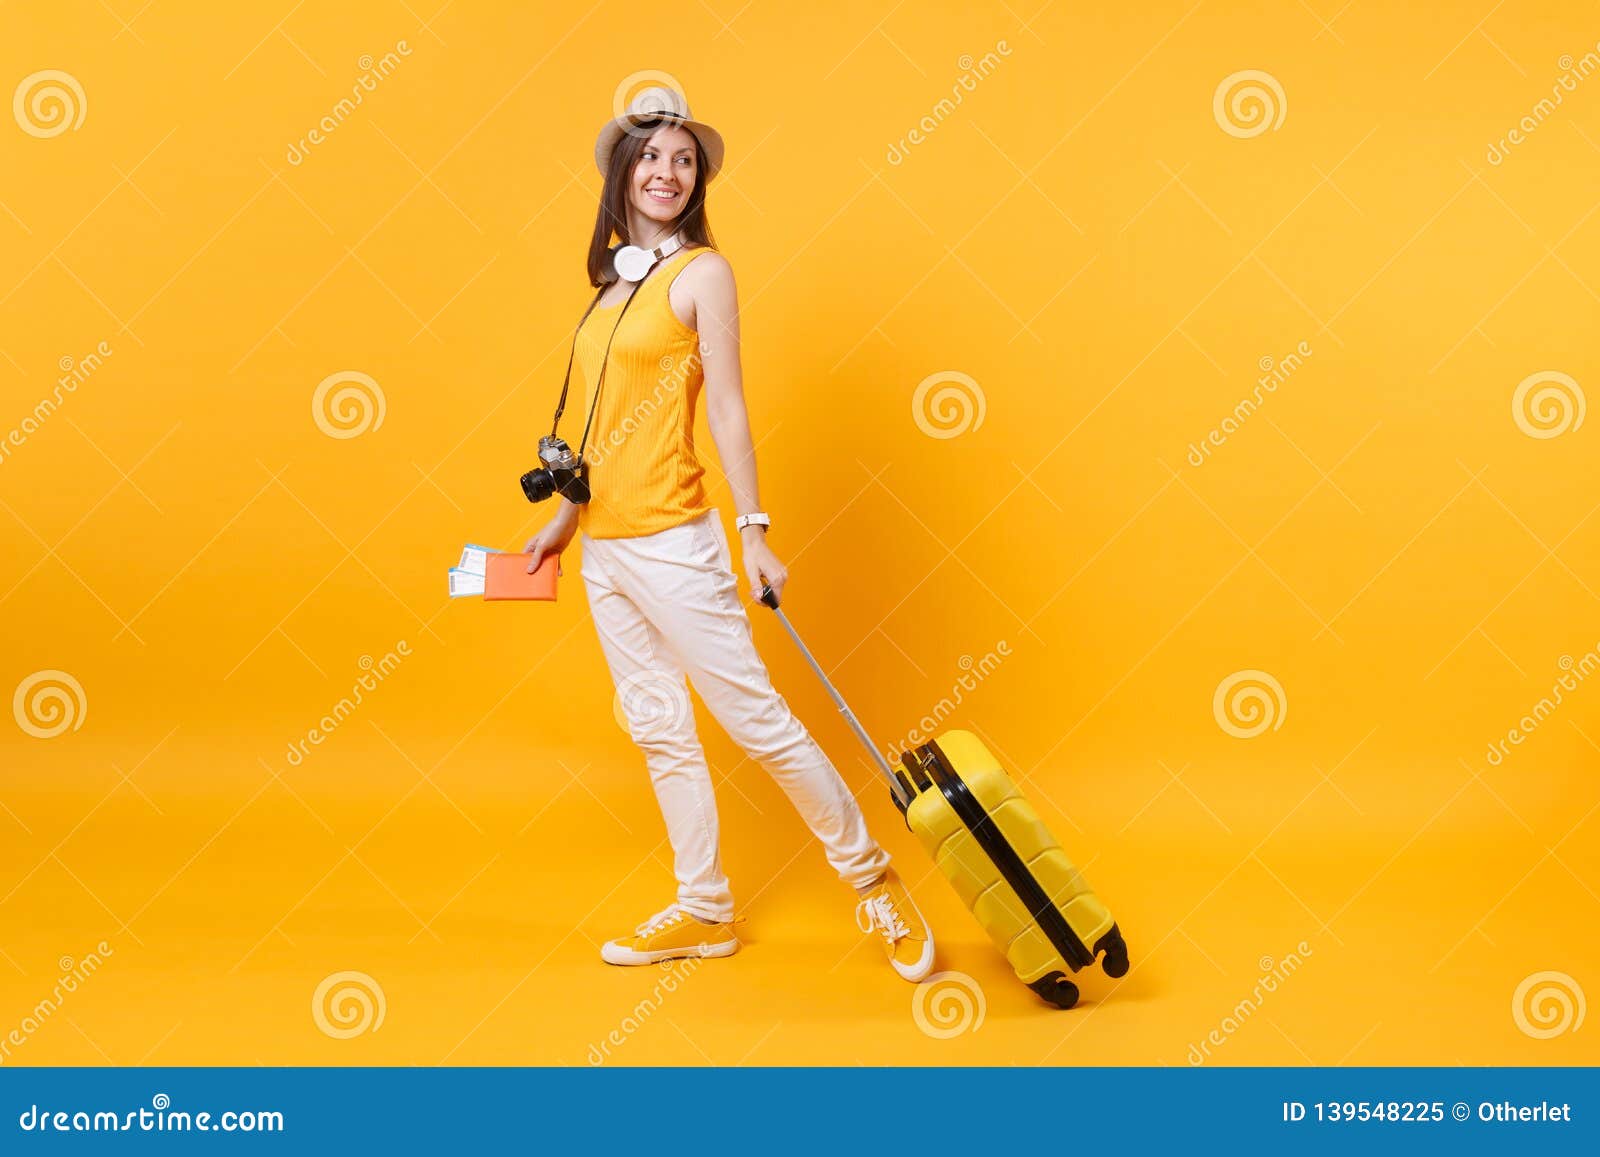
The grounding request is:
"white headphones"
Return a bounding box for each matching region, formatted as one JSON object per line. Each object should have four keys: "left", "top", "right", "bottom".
{"left": 608, "top": 231, "right": 683, "bottom": 283}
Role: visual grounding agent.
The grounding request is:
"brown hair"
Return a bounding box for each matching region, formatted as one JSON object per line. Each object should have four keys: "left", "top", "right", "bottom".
{"left": 586, "top": 120, "right": 716, "bottom": 286}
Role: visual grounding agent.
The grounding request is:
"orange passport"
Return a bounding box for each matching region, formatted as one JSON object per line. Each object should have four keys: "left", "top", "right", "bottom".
{"left": 484, "top": 552, "right": 559, "bottom": 601}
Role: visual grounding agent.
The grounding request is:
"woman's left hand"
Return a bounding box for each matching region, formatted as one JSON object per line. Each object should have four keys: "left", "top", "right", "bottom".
{"left": 741, "top": 530, "right": 789, "bottom": 605}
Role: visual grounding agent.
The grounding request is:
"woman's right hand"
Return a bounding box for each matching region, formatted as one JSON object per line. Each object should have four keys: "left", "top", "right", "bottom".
{"left": 523, "top": 508, "right": 577, "bottom": 575}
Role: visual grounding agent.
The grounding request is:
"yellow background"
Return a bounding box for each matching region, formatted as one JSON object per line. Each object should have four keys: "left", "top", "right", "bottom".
{"left": 2, "top": 0, "right": 1597, "bottom": 1066}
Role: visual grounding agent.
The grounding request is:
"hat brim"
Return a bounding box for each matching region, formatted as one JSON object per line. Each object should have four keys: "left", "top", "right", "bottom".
{"left": 594, "top": 114, "right": 725, "bottom": 181}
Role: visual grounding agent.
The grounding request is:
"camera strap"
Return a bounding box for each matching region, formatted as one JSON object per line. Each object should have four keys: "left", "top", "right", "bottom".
{"left": 549, "top": 276, "right": 645, "bottom": 458}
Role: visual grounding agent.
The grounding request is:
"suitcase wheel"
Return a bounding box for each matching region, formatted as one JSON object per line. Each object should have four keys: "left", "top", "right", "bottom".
{"left": 1095, "top": 924, "right": 1130, "bottom": 979}
{"left": 1027, "top": 972, "right": 1080, "bottom": 1010}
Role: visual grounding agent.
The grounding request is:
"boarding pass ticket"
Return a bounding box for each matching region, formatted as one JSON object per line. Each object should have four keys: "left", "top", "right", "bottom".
{"left": 449, "top": 543, "right": 499, "bottom": 597}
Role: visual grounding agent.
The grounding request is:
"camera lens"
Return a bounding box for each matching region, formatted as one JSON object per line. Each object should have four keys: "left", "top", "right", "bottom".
{"left": 520, "top": 468, "right": 555, "bottom": 503}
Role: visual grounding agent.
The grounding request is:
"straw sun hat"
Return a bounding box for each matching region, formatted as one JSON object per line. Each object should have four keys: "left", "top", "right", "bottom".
{"left": 593, "top": 84, "right": 725, "bottom": 181}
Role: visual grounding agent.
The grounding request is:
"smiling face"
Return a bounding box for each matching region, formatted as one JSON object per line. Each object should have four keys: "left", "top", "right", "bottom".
{"left": 587, "top": 118, "right": 715, "bottom": 285}
{"left": 628, "top": 123, "right": 699, "bottom": 229}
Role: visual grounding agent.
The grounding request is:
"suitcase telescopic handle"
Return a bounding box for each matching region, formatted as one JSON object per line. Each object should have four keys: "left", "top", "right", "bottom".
{"left": 759, "top": 583, "right": 912, "bottom": 810}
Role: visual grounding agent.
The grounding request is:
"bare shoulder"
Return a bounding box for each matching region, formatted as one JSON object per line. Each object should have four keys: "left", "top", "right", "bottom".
{"left": 678, "top": 247, "right": 736, "bottom": 296}
{"left": 667, "top": 248, "right": 737, "bottom": 332}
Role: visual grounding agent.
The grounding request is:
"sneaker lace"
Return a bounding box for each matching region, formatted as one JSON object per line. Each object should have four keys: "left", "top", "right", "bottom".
{"left": 636, "top": 905, "right": 686, "bottom": 937}
{"left": 856, "top": 893, "right": 910, "bottom": 944}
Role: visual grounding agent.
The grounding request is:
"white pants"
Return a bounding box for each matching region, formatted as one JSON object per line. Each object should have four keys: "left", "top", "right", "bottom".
{"left": 579, "top": 509, "right": 891, "bottom": 922}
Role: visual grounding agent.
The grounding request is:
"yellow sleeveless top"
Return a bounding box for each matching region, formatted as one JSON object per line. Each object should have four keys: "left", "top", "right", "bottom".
{"left": 570, "top": 246, "right": 717, "bottom": 540}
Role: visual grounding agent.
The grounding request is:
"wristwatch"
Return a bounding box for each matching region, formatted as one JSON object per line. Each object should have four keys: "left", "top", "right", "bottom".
{"left": 735, "top": 512, "right": 771, "bottom": 533}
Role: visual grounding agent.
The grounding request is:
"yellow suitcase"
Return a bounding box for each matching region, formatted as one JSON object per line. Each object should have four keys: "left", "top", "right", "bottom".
{"left": 894, "top": 730, "right": 1128, "bottom": 1007}
{"left": 762, "top": 586, "right": 1129, "bottom": 1008}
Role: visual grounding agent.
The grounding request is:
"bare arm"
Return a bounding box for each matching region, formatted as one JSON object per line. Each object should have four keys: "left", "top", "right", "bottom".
{"left": 692, "top": 254, "right": 791, "bottom": 601}
{"left": 522, "top": 494, "right": 577, "bottom": 573}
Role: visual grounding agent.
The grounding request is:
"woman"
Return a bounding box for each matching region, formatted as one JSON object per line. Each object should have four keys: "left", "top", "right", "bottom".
{"left": 522, "top": 87, "right": 935, "bottom": 982}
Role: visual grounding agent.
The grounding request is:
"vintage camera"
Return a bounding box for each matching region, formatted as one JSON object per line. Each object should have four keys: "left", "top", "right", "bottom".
{"left": 520, "top": 435, "right": 590, "bottom": 504}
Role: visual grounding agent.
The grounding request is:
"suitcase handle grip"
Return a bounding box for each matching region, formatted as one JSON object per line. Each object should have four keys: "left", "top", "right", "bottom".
{"left": 757, "top": 584, "right": 910, "bottom": 810}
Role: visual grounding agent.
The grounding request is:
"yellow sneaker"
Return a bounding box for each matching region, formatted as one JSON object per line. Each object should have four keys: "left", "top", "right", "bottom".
{"left": 600, "top": 904, "right": 740, "bottom": 966}
{"left": 855, "top": 868, "right": 935, "bottom": 982}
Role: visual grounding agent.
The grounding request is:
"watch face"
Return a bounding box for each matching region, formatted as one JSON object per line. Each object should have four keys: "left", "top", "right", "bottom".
{"left": 613, "top": 245, "right": 653, "bottom": 282}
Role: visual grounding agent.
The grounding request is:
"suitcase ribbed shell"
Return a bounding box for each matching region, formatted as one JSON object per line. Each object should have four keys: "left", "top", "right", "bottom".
{"left": 905, "top": 730, "right": 1117, "bottom": 987}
